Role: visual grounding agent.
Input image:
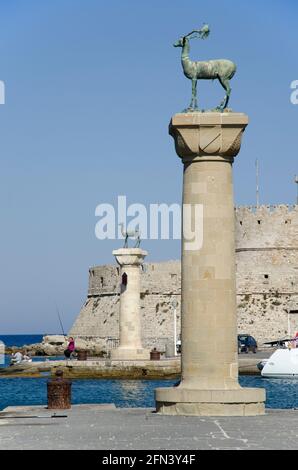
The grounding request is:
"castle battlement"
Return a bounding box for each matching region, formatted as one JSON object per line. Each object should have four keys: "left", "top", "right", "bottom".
{"left": 235, "top": 204, "right": 298, "bottom": 216}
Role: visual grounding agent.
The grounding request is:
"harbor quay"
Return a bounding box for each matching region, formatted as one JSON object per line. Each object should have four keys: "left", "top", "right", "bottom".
{"left": 1, "top": 404, "right": 298, "bottom": 450}
{"left": 0, "top": 354, "right": 268, "bottom": 378}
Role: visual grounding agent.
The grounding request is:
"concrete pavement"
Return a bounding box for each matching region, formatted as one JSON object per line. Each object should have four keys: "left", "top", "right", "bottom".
{"left": 0, "top": 404, "right": 297, "bottom": 450}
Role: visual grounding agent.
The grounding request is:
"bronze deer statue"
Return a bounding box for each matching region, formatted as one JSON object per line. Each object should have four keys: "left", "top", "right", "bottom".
{"left": 119, "top": 223, "right": 141, "bottom": 248}
{"left": 173, "top": 25, "right": 236, "bottom": 111}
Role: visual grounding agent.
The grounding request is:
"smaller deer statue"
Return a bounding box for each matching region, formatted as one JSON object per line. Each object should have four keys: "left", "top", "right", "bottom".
{"left": 173, "top": 24, "right": 236, "bottom": 111}
{"left": 119, "top": 223, "right": 141, "bottom": 248}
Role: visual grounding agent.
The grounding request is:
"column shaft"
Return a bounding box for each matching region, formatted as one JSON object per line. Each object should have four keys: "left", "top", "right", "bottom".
{"left": 181, "top": 158, "right": 238, "bottom": 389}
{"left": 119, "top": 264, "right": 142, "bottom": 350}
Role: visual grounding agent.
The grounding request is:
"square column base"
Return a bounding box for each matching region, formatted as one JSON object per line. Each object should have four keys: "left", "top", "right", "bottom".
{"left": 111, "top": 347, "right": 150, "bottom": 361}
{"left": 155, "top": 387, "right": 266, "bottom": 416}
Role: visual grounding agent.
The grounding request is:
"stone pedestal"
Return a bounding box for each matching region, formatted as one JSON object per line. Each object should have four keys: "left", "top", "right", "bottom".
{"left": 155, "top": 113, "right": 265, "bottom": 416}
{"left": 111, "top": 248, "right": 150, "bottom": 361}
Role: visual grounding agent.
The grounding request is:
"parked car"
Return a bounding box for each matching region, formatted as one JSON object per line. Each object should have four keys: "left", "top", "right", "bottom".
{"left": 238, "top": 334, "right": 257, "bottom": 353}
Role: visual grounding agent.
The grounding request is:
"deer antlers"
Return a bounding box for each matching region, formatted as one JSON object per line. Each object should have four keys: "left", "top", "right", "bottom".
{"left": 184, "top": 24, "right": 210, "bottom": 40}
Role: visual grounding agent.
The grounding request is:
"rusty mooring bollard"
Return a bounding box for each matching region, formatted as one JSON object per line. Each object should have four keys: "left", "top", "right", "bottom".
{"left": 77, "top": 350, "right": 88, "bottom": 361}
{"left": 47, "top": 369, "right": 72, "bottom": 409}
{"left": 150, "top": 348, "right": 161, "bottom": 360}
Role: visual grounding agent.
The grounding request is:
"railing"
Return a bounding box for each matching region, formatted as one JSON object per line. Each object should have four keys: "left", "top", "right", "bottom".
{"left": 106, "top": 337, "right": 120, "bottom": 349}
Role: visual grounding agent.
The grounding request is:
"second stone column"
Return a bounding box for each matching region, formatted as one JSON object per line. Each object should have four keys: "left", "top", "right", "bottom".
{"left": 111, "top": 248, "right": 150, "bottom": 361}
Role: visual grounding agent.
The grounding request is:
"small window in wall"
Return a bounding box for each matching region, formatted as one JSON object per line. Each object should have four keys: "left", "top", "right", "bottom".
{"left": 100, "top": 277, "right": 104, "bottom": 287}
{"left": 121, "top": 272, "right": 128, "bottom": 293}
{"left": 285, "top": 219, "right": 291, "bottom": 224}
{"left": 264, "top": 274, "right": 269, "bottom": 279}
{"left": 257, "top": 220, "right": 261, "bottom": 225}
{"left": 239, "top": 221, "right": 243, "bottom": 225}
{"left": 122, "top": 273, "right": 128, "bottom": 286}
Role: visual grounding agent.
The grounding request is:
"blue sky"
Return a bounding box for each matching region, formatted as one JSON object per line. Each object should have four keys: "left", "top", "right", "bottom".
{"left": 0, "top": 0, "right": 297, "bottom": 333}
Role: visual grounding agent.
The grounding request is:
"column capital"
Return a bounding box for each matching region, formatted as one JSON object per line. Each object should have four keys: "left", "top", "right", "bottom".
{"left": 113, "top": 248, "right": 147, "bottom": 267}
{"left": 169, "top": 112, "right": 248, "bottom": 162}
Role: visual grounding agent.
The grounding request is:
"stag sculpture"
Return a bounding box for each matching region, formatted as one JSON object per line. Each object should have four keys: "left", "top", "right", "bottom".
{"left": 173, "top": 24, "right": 236, "bottom": 111}
{"left": 119, "top": 223, "right": 141, "bottom": 248}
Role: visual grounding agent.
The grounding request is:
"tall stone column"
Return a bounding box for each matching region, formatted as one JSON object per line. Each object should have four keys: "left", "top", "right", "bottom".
{"left": 111, "top": 248, "right": 150, "bottom": 361}
{"left": 155, "top": 113, "right": 265, "bottom": 416}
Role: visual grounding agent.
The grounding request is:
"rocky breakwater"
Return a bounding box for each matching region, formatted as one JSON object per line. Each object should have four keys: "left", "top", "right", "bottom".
{"left": 5, "top": 335, "right": 106, "bottom": 357}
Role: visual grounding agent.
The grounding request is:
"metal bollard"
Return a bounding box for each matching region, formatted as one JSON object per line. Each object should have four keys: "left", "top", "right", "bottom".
{"left": 47, "top": 369, "right": 72, "bottom": 409}
{"left": 150, "top": 348, "right": 161, "bottom": 360}
{"left": 77, "top": 350, "right": 88, "bottom": 361}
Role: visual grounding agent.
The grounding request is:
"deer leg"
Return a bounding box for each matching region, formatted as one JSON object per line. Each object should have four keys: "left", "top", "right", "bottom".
{"left": 190, "top": 79, "right": 197, "bottom": 109}
{"left": 217, "top": 77, "right": 231, "bottom": 110}
{"left": 193, "top": 79, "right": 198, "bottom": 109}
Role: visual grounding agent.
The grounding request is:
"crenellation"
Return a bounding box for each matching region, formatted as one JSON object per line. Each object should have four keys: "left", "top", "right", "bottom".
{"left": 236, "top": 204, "right": 298, "bottom": 214}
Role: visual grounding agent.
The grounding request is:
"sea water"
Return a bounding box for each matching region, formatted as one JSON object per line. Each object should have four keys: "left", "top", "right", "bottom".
{"left": 1, "top": 375, "right": 298, "bottom": 411}
{"left": 1, "top": 335, "right": 298, "bottom": 411}
{"left": 0, "top": 334, "right": 44, "bottom": 348}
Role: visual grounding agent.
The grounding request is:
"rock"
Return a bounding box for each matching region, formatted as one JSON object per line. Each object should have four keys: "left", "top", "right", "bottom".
{"left": 42, "top": 335, "right": 66, "bottom": 346}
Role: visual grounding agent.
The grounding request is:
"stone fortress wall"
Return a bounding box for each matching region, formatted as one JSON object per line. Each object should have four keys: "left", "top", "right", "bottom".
{"left": 70, "top": 205, "right": 298, "bottom": 350}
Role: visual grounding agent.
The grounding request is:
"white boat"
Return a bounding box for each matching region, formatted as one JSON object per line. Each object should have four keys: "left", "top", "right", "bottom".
{"left": 261, "top": 348, "right": 298, "bottom": 378}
